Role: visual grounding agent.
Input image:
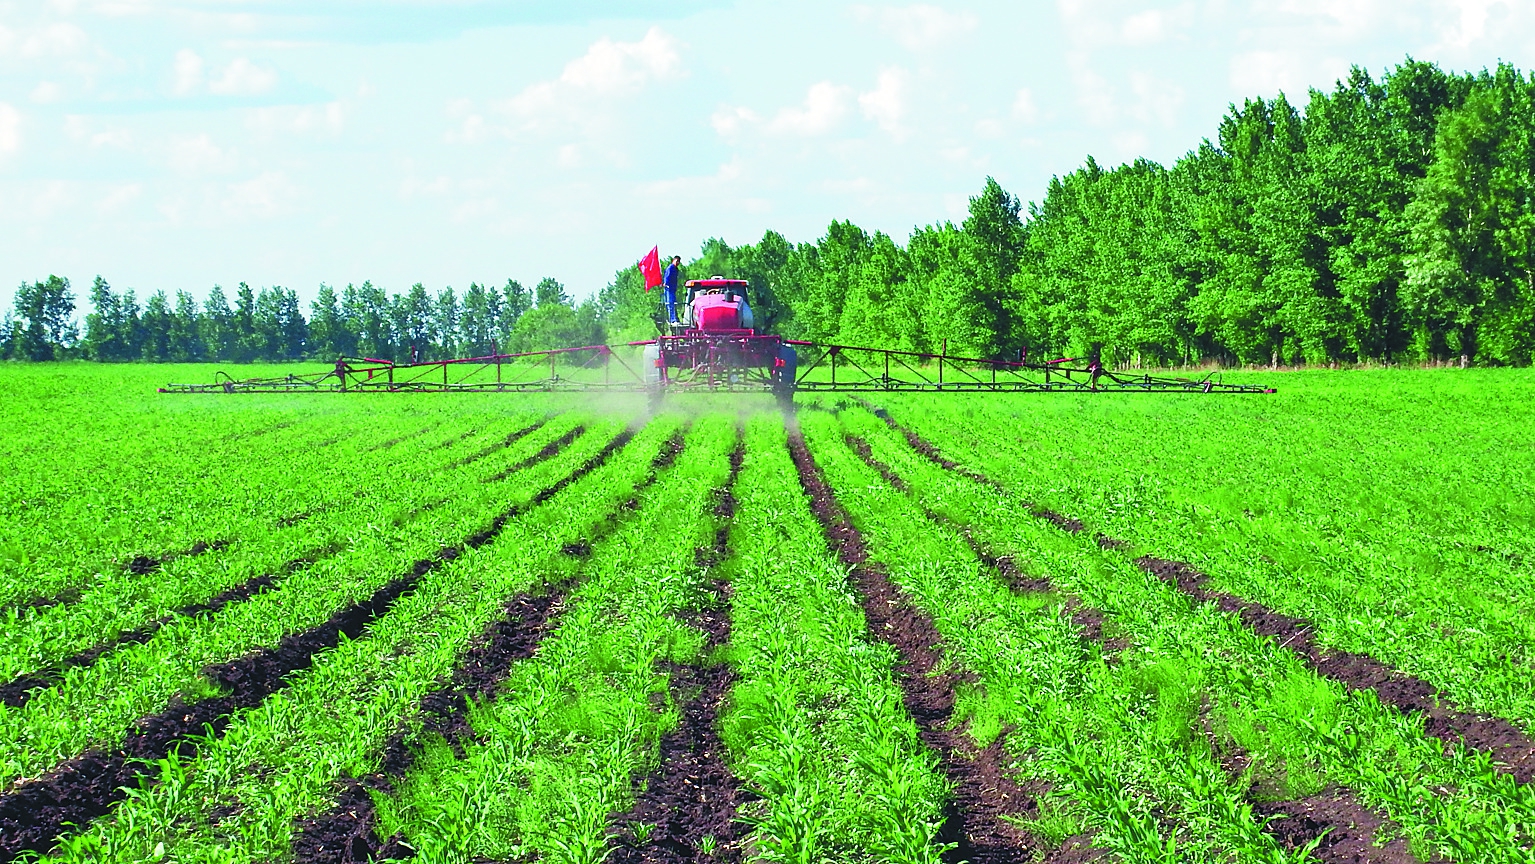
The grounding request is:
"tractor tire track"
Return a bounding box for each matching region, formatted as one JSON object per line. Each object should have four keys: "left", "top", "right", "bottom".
{"left": 0, "top": 425, "right": 637, "bottom": 864}
{"left": 857, "top": 402, "right": 1492, "bottom": 853}
{"left": 608, "top": 430, "right": 746, "bottom": 864}
{"left": 787, "top": 421, "right": 1043, "bottom": 863}
{"left": 290, "top": 428, "right": 686, "bottom": 864}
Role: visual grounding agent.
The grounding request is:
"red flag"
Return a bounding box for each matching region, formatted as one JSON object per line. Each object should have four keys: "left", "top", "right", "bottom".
{"left": 638, "top": 246, "right": 662, "bottom": 291}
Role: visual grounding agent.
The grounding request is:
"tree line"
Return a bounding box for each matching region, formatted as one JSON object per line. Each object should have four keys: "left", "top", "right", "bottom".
{"left": 7, "top": 58, "right": 1534, "bottom": 367}
{"left": 1, "top": 275, "right": 601, "bottom": 363}
{"left": 602, "top": 59, "right": 1535, "bottom": 367}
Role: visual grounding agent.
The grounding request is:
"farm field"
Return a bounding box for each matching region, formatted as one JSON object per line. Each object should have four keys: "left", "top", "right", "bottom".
{"left": 1, "top": 363, "right": 1533, "bottom": 864}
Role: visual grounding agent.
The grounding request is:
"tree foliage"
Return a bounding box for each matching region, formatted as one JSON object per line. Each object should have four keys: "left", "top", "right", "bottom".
{"left": 11, "top": 59, "right": 1535, "bottom": 367}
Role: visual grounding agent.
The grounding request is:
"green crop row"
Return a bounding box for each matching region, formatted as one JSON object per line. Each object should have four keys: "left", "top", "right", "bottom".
{"left": 41, "top": 412, "right": 689, "bottom": 863}
{"left": 0, "top": 416, "right": 628, "bottom": 790}
{"left": 0, "top": 363, "right": 591, "bottom": 611}
{"left": 0, "top": 413, "right": 583, "bottom": 684}
{"left": 716, "top": 415, "right": 948, "bottom": 862}
{"left": 798, "top": 406, "right": 1302, "bottom": 863}
{"left": 831, "top": 398, "right": 1535, "bottom": 862}
{"left": 369, "top": 413, "right": 738, "bottom": 862}
{"left": 871, "top": 373, "right": 1535, "bottom": 736}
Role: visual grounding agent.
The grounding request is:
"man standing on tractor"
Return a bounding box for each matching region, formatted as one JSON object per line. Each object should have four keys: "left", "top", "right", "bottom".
{"left": 663, "top": 255, "right": 682, "bottom": 324}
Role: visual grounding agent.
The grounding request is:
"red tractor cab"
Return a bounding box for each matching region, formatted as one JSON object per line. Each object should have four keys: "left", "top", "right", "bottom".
{"left": 679, "top": 278, "right": 755, "bottom": 332}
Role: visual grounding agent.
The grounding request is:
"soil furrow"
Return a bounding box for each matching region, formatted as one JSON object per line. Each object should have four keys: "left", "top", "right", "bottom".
{"left": 1139, "top": 556, "right": 1535, "bottom": 784}
{"left": 845, "top": 434, "right": 1117, "bottom": 858}
{"left": 608, "top": 430, "right": 746, "bottom": 864}
{"left": 365, "top": 425, "right": 434, "bottom": 453}
{"left": 126, "top": 539, "right": 231, "bottom": 577}
{"left": 0, "top": 569, "right": 286, "bottom": 709}
{"left": 289, "top": 424, "right": 670, "bottom": 863}
{"left": 1213, "top": 744, "right": 1415, "bottom": 863}
{"left": 856, "top": 403, "right": 1497, "bottom": 849}
{"left": 6, "top": 541, "right": 235, "bottom": 618}
{"left": 0, "top": 427, "right": 640, "bottom": 864}
{"left": 483, "top": 425, "right": 584, "bottom": 483}
{"left": 290, "top": 588, "right": 571, "bottom": 864}
{"left": 786, "top": 421, "right": 1041, "bottom": 863}
{"left": 448, "top": 418, "right": 547, "bottom": 469}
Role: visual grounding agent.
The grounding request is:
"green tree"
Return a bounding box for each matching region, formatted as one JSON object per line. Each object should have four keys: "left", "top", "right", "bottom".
{"left": 309, "top": 283, "right": 352, "bottom": 359}
{"left": 1404, "top": 65, "right": 1535, "bottom": 364}
{"left": 139, "top": 290, "right": 173, "bottom": 361}
{"left": 203, "top": 286, "right": 236, "bottom": 361}
{"left": 10, "top": 276, "right": 77, "bottom": 361}
{"left": 434, "top": 287, "right": 460, "bottom": 359}
{"left": 170, "top": 291, "right": 205, "bottom": 361}
{"left": 83, "top": 276, "right": 132, "bottom": 361}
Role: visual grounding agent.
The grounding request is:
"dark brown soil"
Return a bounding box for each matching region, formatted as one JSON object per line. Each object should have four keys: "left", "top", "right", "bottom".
{"left": 609, "top": 432, "right": 746, "bottom": 864}
{"left": 0, "top": 563, "right": 426, "bottom": 864}
{"left": 1138, "top": 556, "right": 1535, "bottom": 784}
{"left": 0, "top": 570, "right": 283, "bottom": 708}
{"left": 1255, "top": 790, "right": 1416, "bottom": 863}
{"left": 291, "top": 424, "right": 671, "bottom": 863}
{"left": 483, "top": 425, "right": 585, "bottom": 483}
{"left": 291, "top": 589, "right": 571, "bottom": 864}
{"left": 7, "top": 588, "right": 82, "bottom": 616}
{"left": 126, "top": 539, "right": 230, "bottom": 577}
{"left": 1033, "top": 510, "right": 1084, "bottom": 534}
{"left": 859, "top": 398, "right": 1535, "bottom": 782}
{"left": 854, "top": 398, "right": 1001, "bottom": 490}
{"left": 787, "top": 423, "right": 1044, "bottom": 863}
{"left": 0, "top": 430, "right": 642, "bottom": 863}
{"left": 609, "top": 600, "right": 742, "bottom": 863}
{"left": 449, "top": 420, "right": 547, "bottom": 469}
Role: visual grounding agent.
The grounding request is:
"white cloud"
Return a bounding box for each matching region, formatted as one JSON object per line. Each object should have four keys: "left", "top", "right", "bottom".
{"left": 20, "top": 22, "right": 88, "bottom": 58}
{"left": 173, "top": 49, "right": 203, "bottom": 96}
{"left": 247, "top": 102, "right": 344, "bottom": 138}
{"left": 224, "top": 170, "right": 301, "bottom": 219}
{"left": 859, "top": 68, "right": 909, "bottom": 136}
{"left": 855, "top": 4, "right": 978, "bottom": 51}
{"left": 168, "top": 133, "right": 236, "bottom": 175}
{"left": 399, "top": 172, "right": 452, "bottom": 200}
{"left": 1012, "top": 87, "right": 1038, "bottom": 123}
{"left": 634, "top": 158, "right": 747, "bottom": 206}
{"left": 30, "top": 82, "right": 63, "bottom": 104}
{"left": 506, "top": 26, "right": 682, "bottom": 125}
{"left": 1070, "top": 56, "right": 1116, "bottom": 126}
{"left": 442, "top": 98, "right": 485, "bottom": 144}
{"left": 1434, "top": 0, "right": 1505, "bottom": 47}
{"left": 97, "top": 183, "right": 142, "bottom": 215}
{"left": 1120, "top": 6, "right": 1192, "bottom": 44}
{"left": 769, "top": 81, "right": 852, "bottom": 136}
{"left": 210, "top": 57, "right": 278, "bottom": 96}
{"left": 1128, "top": 72, "right": 1184, "bottom": 127}
{"left": 710, "top": 105, "right": 760, "bottom": 138}
{"left": 93, "top": 128, "right": 133, "bottom": 149}
{"left": 0, "top": 104, "right": 20, "bottom": 155}
{"left": 1229, "top": 51, "right": 1347, "bottom": 98}
{"left": 1277, "top": 0, "right": 1389, "bottom": 37}
{"left": 974, "top": 117, "right": 1004, "bottom": 139}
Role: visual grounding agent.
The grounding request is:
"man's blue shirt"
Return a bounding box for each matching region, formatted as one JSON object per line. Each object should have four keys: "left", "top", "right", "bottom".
{"left": 663, "top": 263, "right": 679, "bottom": 291}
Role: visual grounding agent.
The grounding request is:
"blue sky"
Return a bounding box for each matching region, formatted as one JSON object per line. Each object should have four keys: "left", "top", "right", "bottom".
{"left": 3, "top": 0, "right": 1533, "bottom": 309}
